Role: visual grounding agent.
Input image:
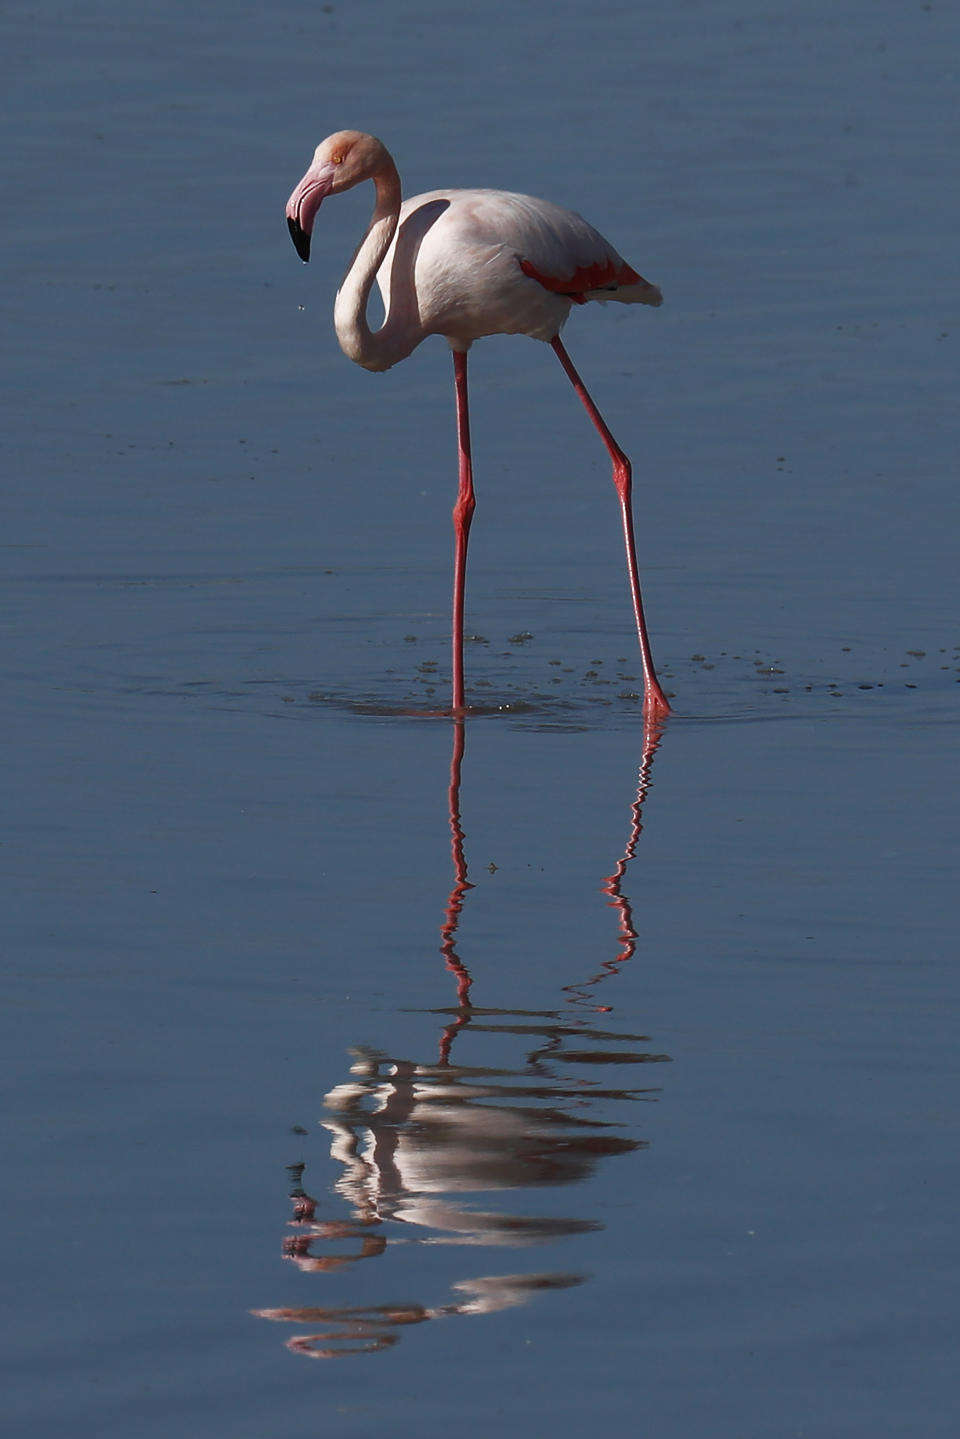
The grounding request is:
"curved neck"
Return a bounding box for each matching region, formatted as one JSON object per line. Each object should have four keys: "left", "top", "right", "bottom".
{"left": 333, "top": 161, "right": 413, "bottom": 372}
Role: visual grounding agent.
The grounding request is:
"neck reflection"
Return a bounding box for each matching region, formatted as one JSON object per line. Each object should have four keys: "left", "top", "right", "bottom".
{"left": 254, "top": 716, "right": 670, "bottom": 1359}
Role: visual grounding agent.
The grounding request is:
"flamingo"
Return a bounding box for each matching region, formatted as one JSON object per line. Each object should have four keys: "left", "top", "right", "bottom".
{"left": 285, "top": 131, "right": 671, "bottom": 719}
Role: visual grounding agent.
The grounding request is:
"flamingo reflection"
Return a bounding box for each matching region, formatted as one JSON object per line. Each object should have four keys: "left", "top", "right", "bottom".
{"left": 254, "top": 718, "right": 669, "bottom": 1357}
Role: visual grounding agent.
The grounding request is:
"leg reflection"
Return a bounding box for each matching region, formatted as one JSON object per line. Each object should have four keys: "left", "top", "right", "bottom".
{"left": 563, "top": 715, "right": 666, "bottom": 1011}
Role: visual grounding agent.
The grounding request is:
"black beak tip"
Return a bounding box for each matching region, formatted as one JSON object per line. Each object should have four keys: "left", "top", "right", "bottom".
{"left": 287, "top": 216, "right": 311, "bottom": 263}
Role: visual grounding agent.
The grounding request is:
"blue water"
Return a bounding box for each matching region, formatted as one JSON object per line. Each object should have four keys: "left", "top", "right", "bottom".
{"left": 2, "top": 1, "right": 958, "bottom": 1435}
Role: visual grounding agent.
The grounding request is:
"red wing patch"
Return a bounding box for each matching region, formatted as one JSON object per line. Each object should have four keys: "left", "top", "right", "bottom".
{"left": 520, "top": 255, "right": 643, "bottom": 304}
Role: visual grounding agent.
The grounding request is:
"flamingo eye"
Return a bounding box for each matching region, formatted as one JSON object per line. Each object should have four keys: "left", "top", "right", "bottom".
{"left": 331, "top": 153, "right": 344, "bottom": 164}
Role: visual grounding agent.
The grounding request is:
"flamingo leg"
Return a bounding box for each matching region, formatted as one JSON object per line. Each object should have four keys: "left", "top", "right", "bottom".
{"left": 451, "top": 349, "right": 476, "bottom": 712}
{"left": 550, "top": 335, "right": 671, "bottom": 720}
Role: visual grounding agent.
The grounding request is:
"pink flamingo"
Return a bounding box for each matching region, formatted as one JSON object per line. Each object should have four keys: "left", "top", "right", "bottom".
{"left": 286, "top": 131, "right": 671, "bottom": 720}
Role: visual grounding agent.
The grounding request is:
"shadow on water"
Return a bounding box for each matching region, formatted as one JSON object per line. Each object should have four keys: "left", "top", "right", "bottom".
{"left": 252, "top": 718, "right": 670, "bottom": 1357}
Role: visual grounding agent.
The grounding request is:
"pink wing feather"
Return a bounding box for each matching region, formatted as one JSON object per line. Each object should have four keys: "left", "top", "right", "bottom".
{"left": 520, "top": 254, "right": 658, "bottom": 305}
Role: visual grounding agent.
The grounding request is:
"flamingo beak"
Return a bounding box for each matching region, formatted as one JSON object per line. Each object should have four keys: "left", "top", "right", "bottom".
{"left": 285, "top": 161, "right": 338, "bottom": 263}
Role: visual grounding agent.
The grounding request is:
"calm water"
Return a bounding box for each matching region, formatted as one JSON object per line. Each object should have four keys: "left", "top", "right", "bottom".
{"left": 3, "top": 1, "right": 958, "bottom": 1435}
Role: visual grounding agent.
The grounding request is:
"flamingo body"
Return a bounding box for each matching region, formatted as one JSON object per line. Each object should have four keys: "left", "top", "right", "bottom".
{"left": 363, "top": 187, "right": 662, "bottom": 366}
{"left": 285, "top": 132, "right": 671, "bottom": 719}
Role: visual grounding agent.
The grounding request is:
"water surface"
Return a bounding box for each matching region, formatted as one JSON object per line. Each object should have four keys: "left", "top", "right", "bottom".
{"left": 2, "top": 1, "right": 958, "bottom": 1435}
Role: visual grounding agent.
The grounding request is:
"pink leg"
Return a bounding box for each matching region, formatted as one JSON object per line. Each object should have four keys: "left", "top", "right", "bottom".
{"left": 451, "top": 349, "right": 475, "bottom": 713}
{"left": 550, "top": 336, "right": 671, "bottom": 720}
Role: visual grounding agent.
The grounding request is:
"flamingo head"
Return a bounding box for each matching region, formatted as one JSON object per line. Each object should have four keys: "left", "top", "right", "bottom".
{"left": 285, "top": 131, "right": 392, "bottom": 262}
